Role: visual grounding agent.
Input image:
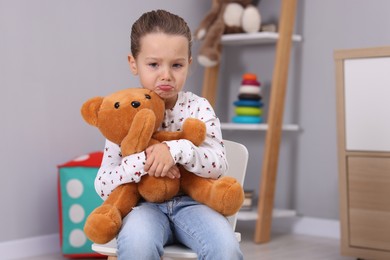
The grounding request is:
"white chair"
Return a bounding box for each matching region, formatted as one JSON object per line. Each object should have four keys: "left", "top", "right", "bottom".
{"left": 92, "top": 140, "right": 249, "bottom": 260}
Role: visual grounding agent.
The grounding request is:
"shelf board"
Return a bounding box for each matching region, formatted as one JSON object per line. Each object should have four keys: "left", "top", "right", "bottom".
{"left": 238, "top": 208, "right": 297, "bottom": 221}
{"left": 221, "top": 32, "right": 302, "bottom": 46}
{"left": 221, "top": 123, "right": 299, "bottom": 131}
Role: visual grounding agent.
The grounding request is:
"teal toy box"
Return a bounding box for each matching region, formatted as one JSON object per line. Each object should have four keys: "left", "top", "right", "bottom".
{"left": 57, "top": 151, "right": 104, "bottom": 258}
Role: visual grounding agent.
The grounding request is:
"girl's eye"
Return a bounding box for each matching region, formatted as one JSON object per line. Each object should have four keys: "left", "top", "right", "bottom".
{"left": 149, "top": 63, "right": 158, "bottom": 68}
{"left": 173, "top": 63, "right": 183, "bottom": 68}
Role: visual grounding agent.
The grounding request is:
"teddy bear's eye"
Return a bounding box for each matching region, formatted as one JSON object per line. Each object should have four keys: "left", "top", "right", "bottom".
{"left": 145, "top": 94, "right": 151, "bottom": 99}
{"left": 114, "top": 102, "right": 120, "bottom": 109}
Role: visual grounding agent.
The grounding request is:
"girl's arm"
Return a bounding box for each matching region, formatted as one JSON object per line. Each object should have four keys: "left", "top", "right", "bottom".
{"left": 164, "top": 97, "right": 228, "bottom": 179}
{"left": 94, "top": 139, "right": 147, "bottom": 200}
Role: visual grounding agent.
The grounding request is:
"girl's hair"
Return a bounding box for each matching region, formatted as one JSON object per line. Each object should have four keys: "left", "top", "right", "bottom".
{"left": 130, "top": 10, "right": 192, "bottom": 59}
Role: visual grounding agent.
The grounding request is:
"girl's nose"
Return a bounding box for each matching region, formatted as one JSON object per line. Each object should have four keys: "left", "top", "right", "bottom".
{"left": 161, "top": 67, "right": 172, "bottom": 81}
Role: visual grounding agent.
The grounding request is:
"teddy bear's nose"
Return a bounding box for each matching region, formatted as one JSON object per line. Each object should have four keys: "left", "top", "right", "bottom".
{"left": 131, "top": 101, "right": 141, "bottom": 108}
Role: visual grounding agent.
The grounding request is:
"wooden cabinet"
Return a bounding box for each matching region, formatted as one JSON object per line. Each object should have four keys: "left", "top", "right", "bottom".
{"left": 335, "top": 46, "right": 390, "bottom": 260}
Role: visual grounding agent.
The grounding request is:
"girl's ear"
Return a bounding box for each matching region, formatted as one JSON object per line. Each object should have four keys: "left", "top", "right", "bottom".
{"left": 128, "top": 55, "right": 138, "bottom": 75}
{"left": 189, "top": 56, "right": 193, "bottom": 65}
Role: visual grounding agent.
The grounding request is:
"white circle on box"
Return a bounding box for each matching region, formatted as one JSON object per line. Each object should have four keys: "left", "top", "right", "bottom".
{"left": 69, "top": 229, "right": 87, "bottom": 247}
{"left": 66, "top": 179, "right": 83, "bottom": 198}
{"left": 69, "top": 204, "right": 85, "bottom": 223}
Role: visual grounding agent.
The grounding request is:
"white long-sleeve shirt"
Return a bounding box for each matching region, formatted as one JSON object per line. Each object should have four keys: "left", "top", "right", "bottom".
{"left": 95, "top": 91, "right": 228, "bottom": 200}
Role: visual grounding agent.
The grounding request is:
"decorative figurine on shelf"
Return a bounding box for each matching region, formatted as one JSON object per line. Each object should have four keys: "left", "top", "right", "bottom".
{"left": 232, "top": 73, "right": 264, "bottom": 124}
{"left": 194, "top": 0, "right": 262, "bottom": 67}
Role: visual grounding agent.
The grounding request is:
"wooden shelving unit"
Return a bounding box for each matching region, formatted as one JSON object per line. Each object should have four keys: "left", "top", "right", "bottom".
{"left": 221, "top": 31, "right": 302, "bottom": 46}
{"left": 200, "top": 0, "right": 299, "bottom": 243}
{"left": 221, "top": 123, "right": 299, "bottom": 131}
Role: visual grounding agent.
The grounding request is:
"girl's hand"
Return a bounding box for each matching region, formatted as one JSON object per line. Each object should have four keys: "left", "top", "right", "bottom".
{"left": 166, "top": 165, "right": 181, "bottom": 179}
{"left": 144, "top": 143, "right": 179, "bottom": 178}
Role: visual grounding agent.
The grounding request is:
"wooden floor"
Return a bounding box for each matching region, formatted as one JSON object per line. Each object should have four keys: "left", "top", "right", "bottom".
{"left": 18, "top": 221, "right": 356, "bottom": 260}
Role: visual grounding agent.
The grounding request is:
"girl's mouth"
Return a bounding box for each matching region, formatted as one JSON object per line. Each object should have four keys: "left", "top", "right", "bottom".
{"left": 158, "top": 85, "right": 173, "bottom": 91}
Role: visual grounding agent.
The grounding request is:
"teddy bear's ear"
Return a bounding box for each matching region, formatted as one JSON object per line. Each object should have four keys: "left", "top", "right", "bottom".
{"left": 81, "top": 97, "right": 104, "bottom": 126}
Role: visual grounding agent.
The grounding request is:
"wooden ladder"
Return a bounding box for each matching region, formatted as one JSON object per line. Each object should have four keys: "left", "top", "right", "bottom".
{"left": 200, "top": 0, "right": 298, "bottom": 243}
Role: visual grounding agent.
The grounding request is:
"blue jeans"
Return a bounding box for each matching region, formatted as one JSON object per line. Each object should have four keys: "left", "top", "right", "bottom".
{"left": 117, "top": 195, "right": 243, "bottom": 260}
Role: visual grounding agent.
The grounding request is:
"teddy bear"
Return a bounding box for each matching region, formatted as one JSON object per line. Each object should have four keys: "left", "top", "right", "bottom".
{"left": 81, "top": 88, "right": 245, "bottom": 244}
{"left": 195, "top": 0, "right": 262, "bottom": 67}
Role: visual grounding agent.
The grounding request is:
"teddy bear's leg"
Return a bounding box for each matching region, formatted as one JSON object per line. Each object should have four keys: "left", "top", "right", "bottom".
{"left": 180, "top": 169, "right": 245, "bottom": 216}
{"left": 195, "top": 1, "right": 224, "bottom": 40}
{"left": 198, "top": 7, "right": 226, "bottom": 67}
{"left": 84, "top": 183, "right": 140, "bottom": 244}
{"left": 137, "top": 174, "right": 180, "bottom": 203}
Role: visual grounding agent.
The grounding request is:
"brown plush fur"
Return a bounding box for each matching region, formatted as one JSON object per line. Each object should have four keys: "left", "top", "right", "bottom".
{"left": 195, "top": 0, "right": 260, "bottom": 67}
{"left": 81, "top": 88, "right": 244, "bottom": 244}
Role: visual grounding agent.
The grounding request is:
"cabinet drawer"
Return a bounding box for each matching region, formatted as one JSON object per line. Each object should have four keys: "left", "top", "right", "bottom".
{"left": 347, "top": 156, "right": 390, "bottom": 251}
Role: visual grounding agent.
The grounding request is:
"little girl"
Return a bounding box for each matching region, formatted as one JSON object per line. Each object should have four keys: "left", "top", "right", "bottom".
{"left": 95, "top": 9, "right": 243, "bottom": 260}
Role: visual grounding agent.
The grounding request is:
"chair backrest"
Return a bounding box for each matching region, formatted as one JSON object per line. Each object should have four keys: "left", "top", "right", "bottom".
{"left": 223, "top": 140, "right": 249, "bottom": 231}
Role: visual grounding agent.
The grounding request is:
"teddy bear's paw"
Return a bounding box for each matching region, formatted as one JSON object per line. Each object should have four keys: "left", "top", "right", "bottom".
{"left": 182, "top": 118, "right": 206, "bottom": 146}
{"left": 242, "top": 5, "right": 261, "bottom": 33}
{"left": 196, "top": 28, "right": 206, "bottom": 40}
{"left": 209, "top": 177, "right": 244, "bottom": 216}
{"left": 198, "top": 55, "right": 218, "bottom": 67}
{"left": 224, "top": 3, "right": 244, "bottom": 27}
{"left": 84, "top": 205, "right": 122, "bottom": 244}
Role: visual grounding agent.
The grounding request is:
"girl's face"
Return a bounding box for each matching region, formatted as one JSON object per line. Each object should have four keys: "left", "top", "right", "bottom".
{"left": 128, "top": 32, "right": 192, "bottom": 109}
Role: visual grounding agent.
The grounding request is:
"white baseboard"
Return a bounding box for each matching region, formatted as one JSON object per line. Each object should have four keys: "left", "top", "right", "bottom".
{"left": 272, "top": 216, "right": 340, "bottom": 239}
{"left": 0, "top": 217, "right": 340, "bottom": 259}
{"left": 1, "top": 234, "right": 60, "bottom": 260}
{"left": 238, "top": 208, "right": 341, "bottom": 239}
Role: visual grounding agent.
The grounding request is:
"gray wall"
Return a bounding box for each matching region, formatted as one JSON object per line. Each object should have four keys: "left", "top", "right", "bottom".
{"left": 0, "top": 0, "right": 209, "bottom": 243}
{"left": 2, "top": 0, "right": 390, "bottom": 243}
{"left": 294, "top": 0, "right": 390, "bottom": 218}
